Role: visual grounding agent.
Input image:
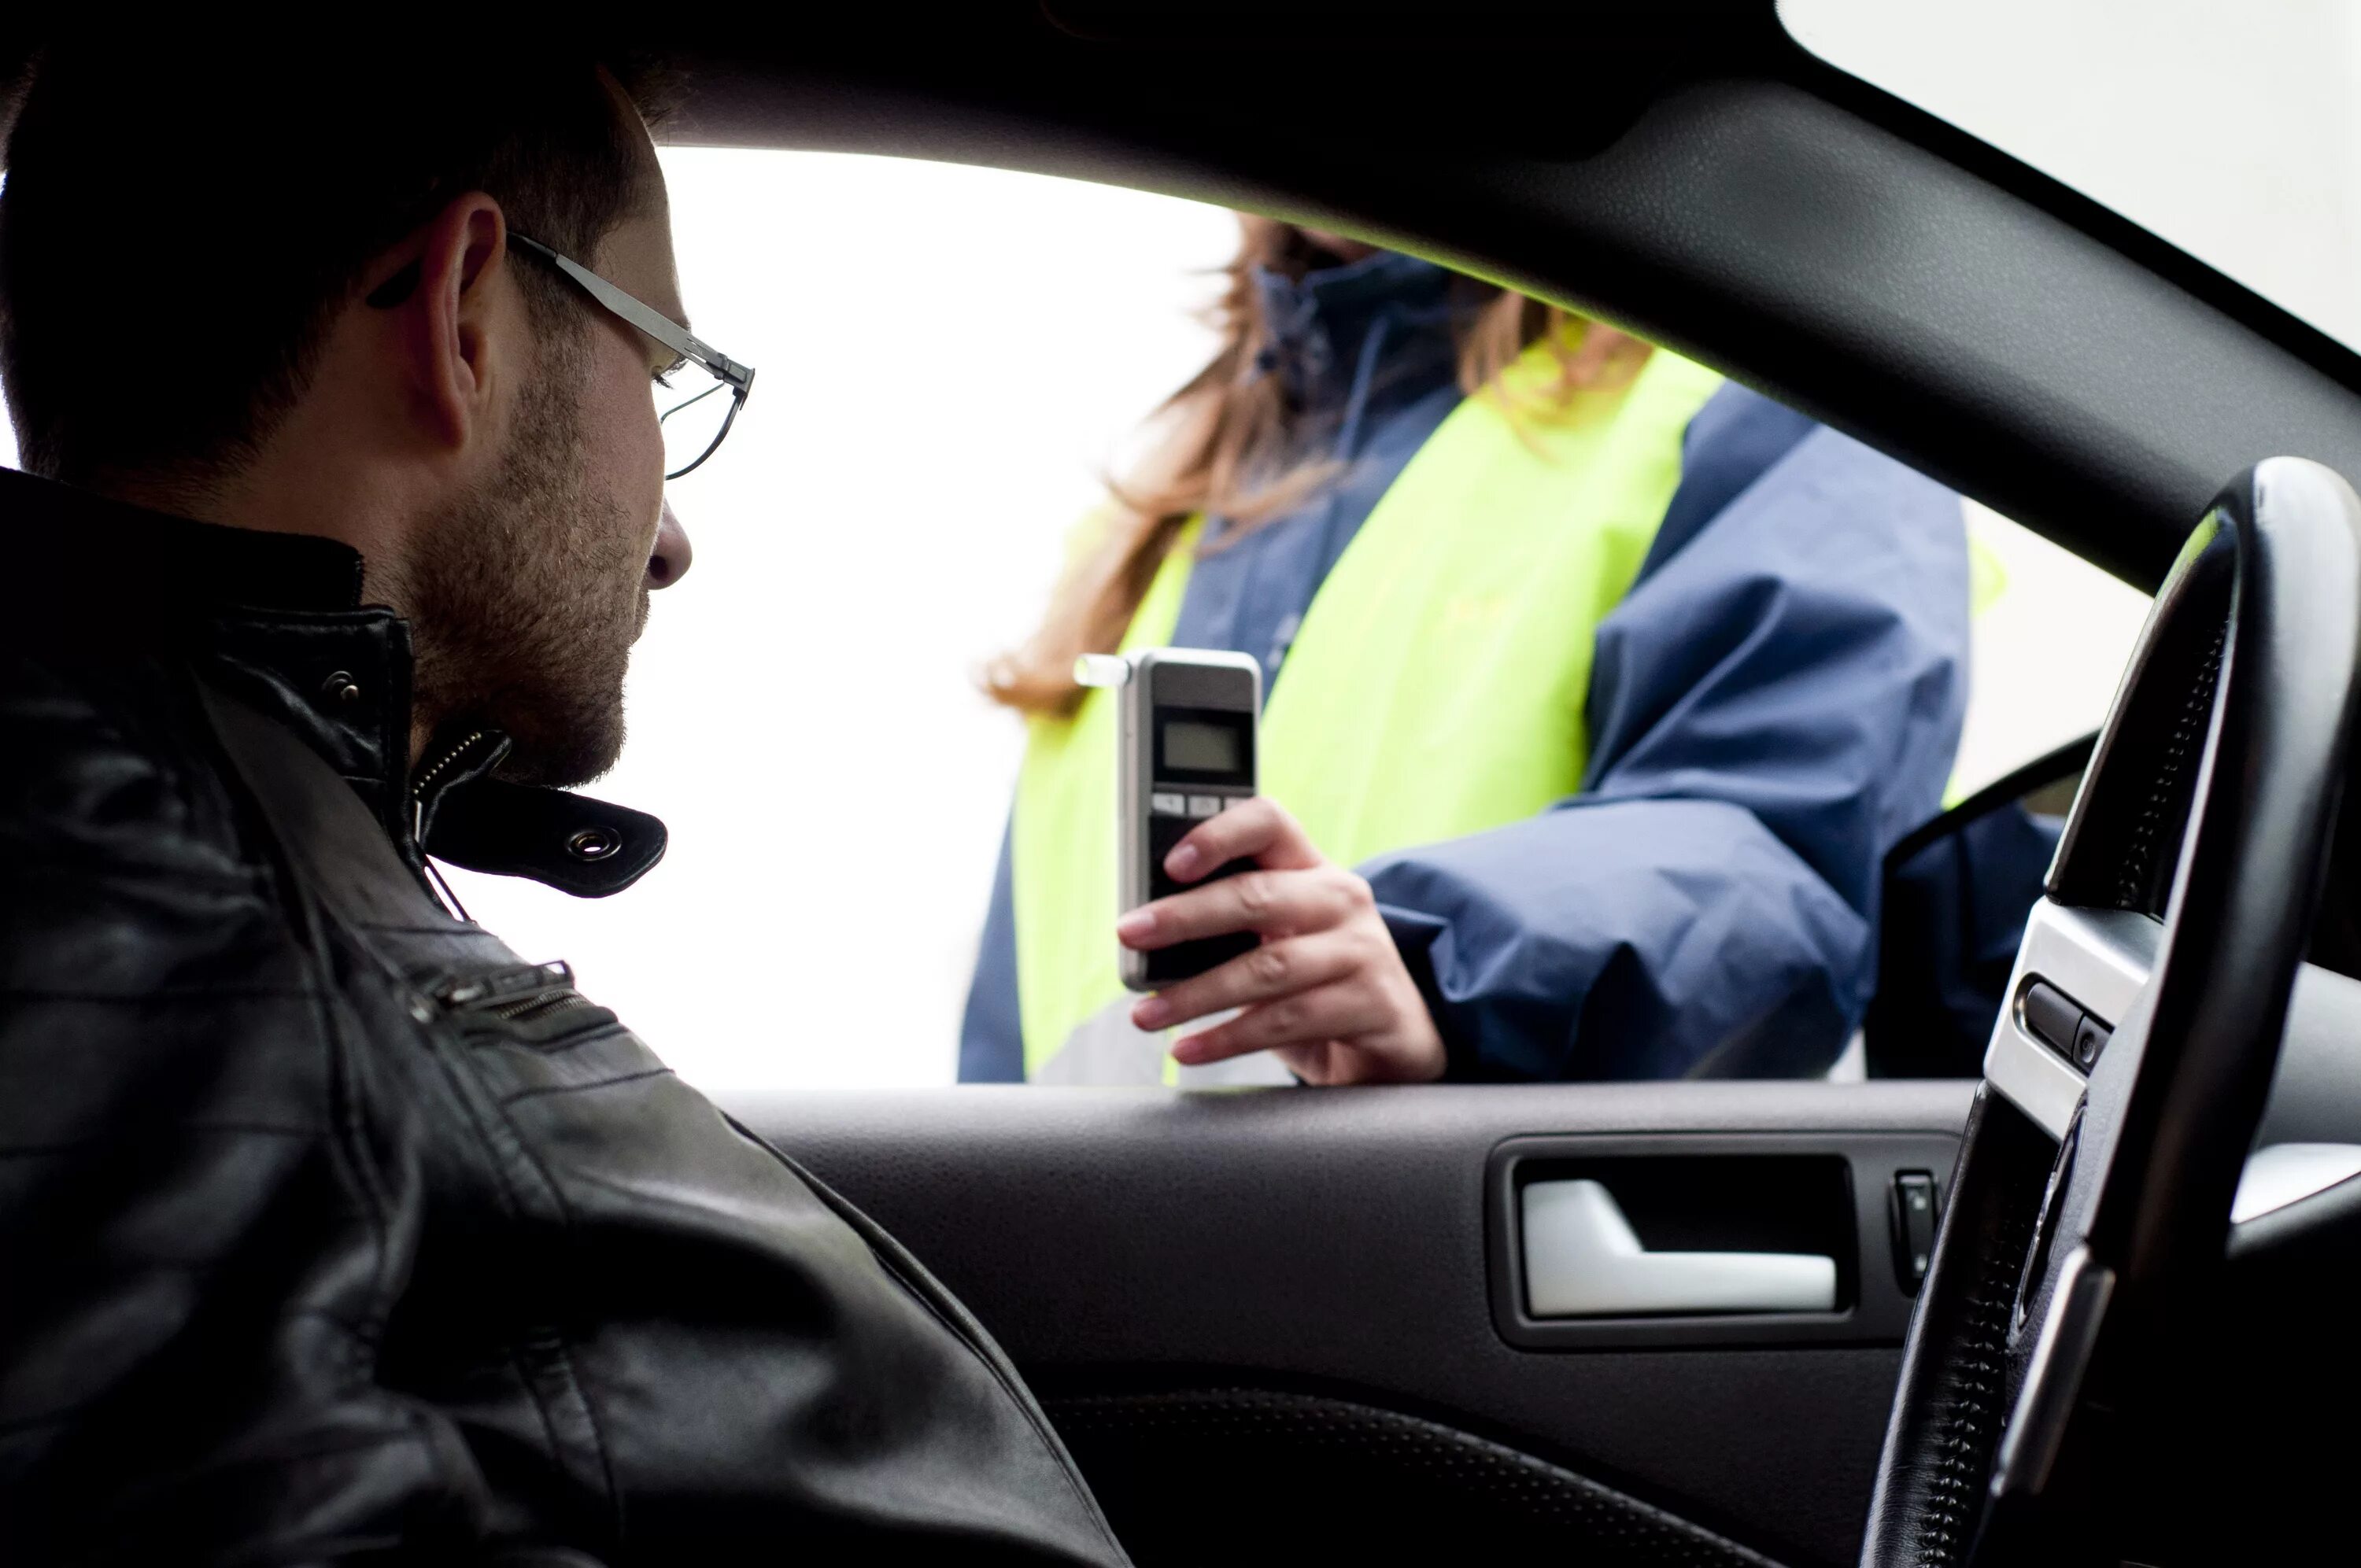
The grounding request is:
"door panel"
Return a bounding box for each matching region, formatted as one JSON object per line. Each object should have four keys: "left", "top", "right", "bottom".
{"left": 729, "top": 1081, "right": 1975, "bottom": 1566}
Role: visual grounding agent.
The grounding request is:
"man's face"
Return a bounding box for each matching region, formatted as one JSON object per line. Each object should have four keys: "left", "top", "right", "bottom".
{"left": 405, "top": 136, "right": 695, "bottom": 789}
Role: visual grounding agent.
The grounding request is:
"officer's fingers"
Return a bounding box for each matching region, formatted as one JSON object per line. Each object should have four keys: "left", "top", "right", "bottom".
{"left": 1130, "top": 932, "right": 1359, "bottom": 1032}
{"left": 1118, "top": 865, "right": 1370, "bottom": 949}
{"left": 1274, "top": 1039, "right": 1381, "bottom": 1086}
{"left": 1282, "top": 1039, "right": 1418, "bottom": 1086}
{"left": 1168, "top": 981, "right": 1390, "bottom": 1066}
{"left": 1164, "top": 796, "right": 1322, "bottom": 883}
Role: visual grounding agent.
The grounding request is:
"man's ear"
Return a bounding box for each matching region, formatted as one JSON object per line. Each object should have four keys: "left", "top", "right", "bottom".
{"left": 365, "top": 193, "right": 512, "bottom": 454}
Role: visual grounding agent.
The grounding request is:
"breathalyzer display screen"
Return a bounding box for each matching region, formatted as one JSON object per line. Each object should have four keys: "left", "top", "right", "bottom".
{"left": 1154, "top": 707, "right": 1254, "bottom": 784}
{"left": 1163, "top": 719, "right": 1241, "bottom": 774}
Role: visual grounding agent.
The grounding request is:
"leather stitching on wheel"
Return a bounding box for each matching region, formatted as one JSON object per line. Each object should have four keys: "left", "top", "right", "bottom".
{"left": 2115, "top": 625, "right": 2225, "bottom": 910}
{"left": 1913, "top": 1190, "right": 2040, "bottom": 1565}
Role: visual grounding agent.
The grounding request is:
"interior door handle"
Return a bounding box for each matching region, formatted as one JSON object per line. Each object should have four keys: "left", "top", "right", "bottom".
{"left": 1520, "top": 1179, "right": 1838, "bottom": 1317}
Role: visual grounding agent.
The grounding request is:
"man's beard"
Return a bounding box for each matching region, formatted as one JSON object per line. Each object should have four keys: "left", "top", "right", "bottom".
{"left": 400, "top": 334, "right": 649, "bottom": 789}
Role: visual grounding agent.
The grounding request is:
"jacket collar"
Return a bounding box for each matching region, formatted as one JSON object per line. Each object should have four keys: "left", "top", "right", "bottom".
{"left": 1249, "top": 249, "right": 1460, "bottom": 423}
{"left": 4, "top": 466, "right": 665, "bottom": 899}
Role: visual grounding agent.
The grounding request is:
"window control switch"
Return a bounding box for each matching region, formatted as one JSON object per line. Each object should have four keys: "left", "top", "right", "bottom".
{"left": 1892, "top": 1171, "right": 1940, "bottom": 1294}
{"left": 2021, "top": 980, "right": 2082, "bottom": 1058}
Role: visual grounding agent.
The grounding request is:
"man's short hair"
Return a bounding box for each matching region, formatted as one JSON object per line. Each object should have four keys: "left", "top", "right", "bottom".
{"left": 0, "top": 37, "right": 676, "bottom": 489}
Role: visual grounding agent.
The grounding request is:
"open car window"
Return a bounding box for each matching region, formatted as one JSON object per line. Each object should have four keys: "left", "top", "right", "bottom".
{"left": 304, "top": 149, "right": 2140, "bottom": 1091}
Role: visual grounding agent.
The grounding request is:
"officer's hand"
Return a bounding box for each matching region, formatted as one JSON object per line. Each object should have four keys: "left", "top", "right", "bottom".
{"left": 1116, "top": 797, "right": 1446, "bottom": 1085}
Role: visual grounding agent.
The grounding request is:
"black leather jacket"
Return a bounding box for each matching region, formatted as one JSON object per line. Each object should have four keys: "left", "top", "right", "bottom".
{"left": 0, "top": 470, "right": 1128, "bottom": 1566}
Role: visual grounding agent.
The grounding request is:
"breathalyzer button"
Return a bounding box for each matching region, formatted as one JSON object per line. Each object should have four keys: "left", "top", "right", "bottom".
{"left": 1188, "top": 795, "right": 1221, "bottom": 818}
{"left": 1151, "top": 792, "right": 1188, "bottom": 816}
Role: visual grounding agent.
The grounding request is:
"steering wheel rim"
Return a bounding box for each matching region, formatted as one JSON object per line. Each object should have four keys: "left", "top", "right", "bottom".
{"left": 1860, "top": 458, "right": 2361, "bottom": 1566}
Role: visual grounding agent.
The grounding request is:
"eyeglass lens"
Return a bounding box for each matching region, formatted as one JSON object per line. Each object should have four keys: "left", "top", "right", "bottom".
{"left": 659, "top": 363, "right": 740, "bottom": 480}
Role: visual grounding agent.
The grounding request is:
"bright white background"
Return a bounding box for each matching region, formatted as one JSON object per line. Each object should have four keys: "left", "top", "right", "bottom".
{"left": 453, "top": 157, "right": 1238, "bottom": 1091}
{"left": 9, "top": 2, "right": 2358, "bottom": 1089}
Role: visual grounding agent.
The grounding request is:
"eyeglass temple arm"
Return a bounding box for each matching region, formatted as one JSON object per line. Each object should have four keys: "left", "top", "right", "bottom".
{"left": 508, "top": 233, "right": 753, "bottom": 391}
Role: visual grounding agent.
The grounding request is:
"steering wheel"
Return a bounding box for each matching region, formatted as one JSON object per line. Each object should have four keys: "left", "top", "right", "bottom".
{"left": 1860, "top": 459, "right": 2361, "bottom": 1566}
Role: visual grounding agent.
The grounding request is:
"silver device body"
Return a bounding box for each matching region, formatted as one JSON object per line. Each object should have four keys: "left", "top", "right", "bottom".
{"left": 1079, "top": 647, "right": 1263, "bottom": 993}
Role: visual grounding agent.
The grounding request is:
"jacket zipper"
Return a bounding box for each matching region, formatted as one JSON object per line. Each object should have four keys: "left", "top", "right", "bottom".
{"left": 410, "top": 728, "right": 493, "bottom": 840}
{"left": 434, "top": 961, "right": 610, "bottom": 1035}
{"left": 476, "top": 987, "right": 601, "bottom": 1028}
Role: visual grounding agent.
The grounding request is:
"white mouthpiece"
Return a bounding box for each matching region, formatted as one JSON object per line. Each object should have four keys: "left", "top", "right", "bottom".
{"left": 1073, "top": 654, "right": 1134, "bottom": 688}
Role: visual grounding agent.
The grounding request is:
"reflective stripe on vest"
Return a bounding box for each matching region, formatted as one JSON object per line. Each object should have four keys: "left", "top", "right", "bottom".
{"left": 1012, "top": 344, "right": 1727, "bottom": 1079}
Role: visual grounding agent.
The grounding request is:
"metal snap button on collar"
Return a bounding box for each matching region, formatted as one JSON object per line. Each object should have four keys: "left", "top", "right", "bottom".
{"left": 567, "top": 825, "right": 623, "bottom": 861}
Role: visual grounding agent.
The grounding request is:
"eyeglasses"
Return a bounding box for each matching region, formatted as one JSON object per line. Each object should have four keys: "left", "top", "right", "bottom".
{"left": 509, "top": 232, "right": 755, "bottom": 480}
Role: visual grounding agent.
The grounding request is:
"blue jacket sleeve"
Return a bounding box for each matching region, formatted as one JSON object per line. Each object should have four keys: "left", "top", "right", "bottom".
{"left": 1365, "top": 386, "right": 1970, "bottom": 1079}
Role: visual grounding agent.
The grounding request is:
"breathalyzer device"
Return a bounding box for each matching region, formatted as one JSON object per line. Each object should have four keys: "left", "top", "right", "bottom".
{"left": 1076, "top": 648, "right": 1262, "bottom": 992}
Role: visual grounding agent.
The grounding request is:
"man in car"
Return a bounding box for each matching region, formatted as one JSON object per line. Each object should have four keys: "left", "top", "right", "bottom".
{"left": 0, "top": 39, "right": 1128, "bottom": 1566}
